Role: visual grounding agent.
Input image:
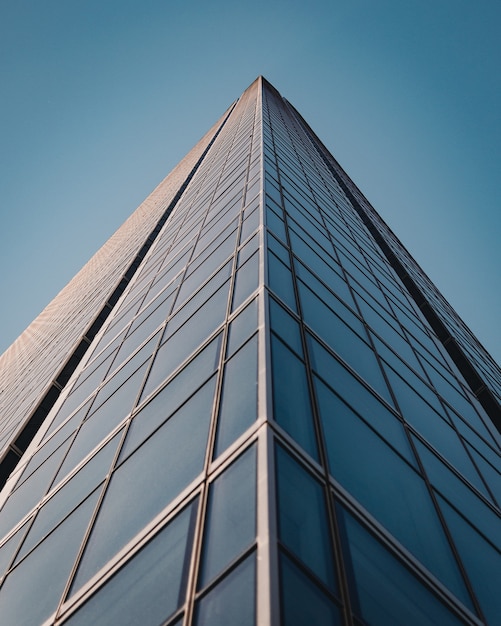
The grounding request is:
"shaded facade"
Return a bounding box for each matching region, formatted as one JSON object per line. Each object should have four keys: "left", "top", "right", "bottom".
{"left": 0, "top": 77, "right": 500, "bottom": 625}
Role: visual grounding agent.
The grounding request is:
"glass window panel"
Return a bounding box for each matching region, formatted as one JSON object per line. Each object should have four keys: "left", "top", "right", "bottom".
{"left": 284, "top": 195, "right": 323, "bottom": 233}
{"left": 419, "top": 356, "right": 467, "bottom": 406}
{"left": 214, "top": 336, "right": 258, "bottom": 457}
{"left": 98, "top": 342, "right": 151, "bottom": 402}
{"left": 299, "top": 280, "right": 392, "bottom": 403}
{"left": 125, "top": 288, "right": 175, "bottom": 340}
{"left": 141, "top": 282, "right": 229, "bottom": 400}
{"left": 68, "top": 353, "right": 116, "bottom": 411}
{"left": 280, "top": 553, "right": 342, "bottom": 626}
{"left": 267, "top": 233, "right": 290, "bottom": 266}
{"left": 384, "top": 362, "right": 444, "bottom": 418}
{"left": 195, "top": 554, "right": 255, "bottom": 626}
{"left": 266, "top": 205, "right": 287, "bottom": 242}
{"left": 123, "top": 376, "right": 216, "bottom": 463}
{"left": 308, "top": 335, "right": 408, "bottom": 460}
{"left": 385, "top": 369, "right": 487, "bottom": 494}
{"left": 438, "top": 495, "right": 501, "bottom": 625}
{"left": 291, "top": 237, "right": 354, "bottom": 308}
{"left": 199, "top": 446, "right": 256, "bottom": 587}
{"left": 113, "top": 330, "right": 161, "bottom": 379}
{"left": 169, "top": 261, "right": 231, "bottom": 329}
{"left": 55, "top": 364, "right": 148, "bottom": 483}
{"left": 451, "top": 415, "right": 500, "bottom": 469}
{"left": 108, "top": 284, "right": 147, "bottom": 322}
{"left": 192, "top": 218, "right": 232, "bottom": 257}
{"left": 238, "top": 232, "right": 259, "bottom": 266}
{"left": 16, "top": 433, "right": 121, "bottom": 562}
{"left": 141, "top": 326, "right": 220, "bottom": 408}
{"left": 337, "top": 505, "right": 466, "bottom": 626}
{"left": 53, "top": 388, "right": 98, "bottom": 436}
{"left": 43, "top": 396, "right": 93, "bottom": 441}
{"left": 338, "top": 251, "right": 378, "bottom": 294}
{"left": 466, "top": 443, "right": 501, "bottom": 506}
{"left": 192, "top": 221, "right": 237, "bottom": 264}
{"left": 245, "top": 178, "right": 260, "bottom": 204}
{"left": 147, "top": 251, "right": 190, "bottom": 302}
{"left": 121, "top": 343, "right": 219, "bottom": 462}
{"left": 199, "top": 199, "right": 235, "bottom": 240}
{"left": 351, "top": 284, "right": 395, "bottom": 326}
{"left": 414, "top": 438, "right": 501, "bottom": 550}
{"left": 268, "top": 252, "right": 297, "bottom": 313}
{"left": 232, "top": 252, "right": 259, "bottom": 312}
{"left": 275, "top": 445, "right": 336, "bottom": 590}
{"left": 0, "top": 490, "right": 99, "bottom": 626}
{"left": 226, "top": 298, "right": 258, "bottom": 357}
{"left": 101, "top": 306, "right": 140, "bottom": 346}
{"left": 286, "top": 204, "right": 326, "bottom": 244}
{"left": 369, "top": 320, "right": 424, "bottom": 376}
{"left": 0, "top": 442, "right": 69, "bottom": 541}
{"left": 243, "top": 197, "right": 259, "bottom": 222}
{"left": 17, "top": 419, "right": 74, "bottom": 486}
{"left": 177, "top": 259, "right": 232, "bottom": 310}
{"left": 0, "top": 522, "right": 28, "bottom": 579}
{"left": 271, "top": 335, "right": 318, "bottom": 460}
{"left": 269, "top": 297, "right": 302, "bottom": 357}
{"left": 445, "top": 395, "right": 497, "bottom": 445}
{"left": 63, "top": 501, "right": 197, "bottom": 626}
{"left": 287, "top": 220, "right": 332, "bottom": 270}
{"left": 314, "top": 377, "right": 473, "bottom": 608}
{"left": 265, "top": 178, "right": 281, "bottom": 205}
{"left": 70, "top": 381, "right": 213, "bottom": 595}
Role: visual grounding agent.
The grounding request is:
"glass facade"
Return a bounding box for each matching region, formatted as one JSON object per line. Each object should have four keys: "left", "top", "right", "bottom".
{"left": 0, "top": 76, "right": 499, "bottom": 625}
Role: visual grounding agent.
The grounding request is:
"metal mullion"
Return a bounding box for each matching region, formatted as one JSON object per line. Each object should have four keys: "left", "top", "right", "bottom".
{"left": 254, "top": 77, "right": 278, "bottom": 626}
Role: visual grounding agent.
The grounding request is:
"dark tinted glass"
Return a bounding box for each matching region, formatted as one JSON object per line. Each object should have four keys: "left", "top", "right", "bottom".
{"left": 275, "top": 445, "right": 336, "bottom": 590}
{"left": 280, "top": 553, "right": 342, "bottom": 626}
{"left": 271, "top": 335, "right": 317, "bottom": 459}
{"left": 215, "top": 336, "right": 258, "bottom": 457}
{"left": 195, "top": 554, "right": 255, "bottom": 626}
{"left": 338, "top": 504, "right": 467, "bottom": 626}
{"left": 64, "top": 501, "right": 197, "bottom": 626}
{"left": 200, "top": 446, "right": 256, "bottom": 587}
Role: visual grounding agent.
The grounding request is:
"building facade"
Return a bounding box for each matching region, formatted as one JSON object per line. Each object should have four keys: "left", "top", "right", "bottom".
{"left": 0, "top": 77, "right": 499, "bottom": 625}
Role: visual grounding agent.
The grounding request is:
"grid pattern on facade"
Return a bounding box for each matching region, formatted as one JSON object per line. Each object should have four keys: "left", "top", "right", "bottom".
{"left": 262, "top": 79, "right": 500, "bottom": 626}
{"left": 0, "top": 78, "right": 262, "bottom": 626}
{"left": 0, "top": 77, "right": 499, "bottom": 626}
{"left": 293, "top": 110, "right": 501, "bottom": 413}
{"left": 0, "top": 108, "right": 232, "bottom": 475}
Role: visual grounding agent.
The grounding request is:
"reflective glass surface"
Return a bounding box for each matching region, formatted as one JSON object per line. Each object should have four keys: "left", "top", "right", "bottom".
{"left": 195, "top": 554, "right": 256, "bottom": 626}
{"left": 271, "top": 335, "right": 318, "bottom": 459}
{"left": 200, "top": 446, "right": 256, "bottom": 587}
{"left": 276, "top": 445, "right": 336, "bottom": 590}
{"left": 338, "top": 504, "right": 466, "bottom": 625}
{"left": 280, "top": 553, "right": 342, "bottom": 626}
{"left": 64, "top": 501, "right": 197, "bottom": 626}
{"left": 214, "top": 336, "right": 258, "bottom": 456}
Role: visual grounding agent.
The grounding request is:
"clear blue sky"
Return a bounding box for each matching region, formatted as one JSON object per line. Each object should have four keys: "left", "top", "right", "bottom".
{"left": 1, "top": 0, "right": 500, "bottom": 365}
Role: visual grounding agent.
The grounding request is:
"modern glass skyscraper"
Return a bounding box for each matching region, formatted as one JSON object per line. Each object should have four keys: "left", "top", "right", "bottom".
{"left": 0, "top": 76, "right": 499, "bottom": 626}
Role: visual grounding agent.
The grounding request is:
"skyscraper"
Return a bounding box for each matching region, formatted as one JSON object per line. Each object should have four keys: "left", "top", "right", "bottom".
{"left": 0, "top": 76, "right": 499, "bottom": 625}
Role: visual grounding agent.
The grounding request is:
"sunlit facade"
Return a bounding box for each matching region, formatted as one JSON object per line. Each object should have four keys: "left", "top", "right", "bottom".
{"left": 0, "top": 77, "right": 499, "bottom": 625}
